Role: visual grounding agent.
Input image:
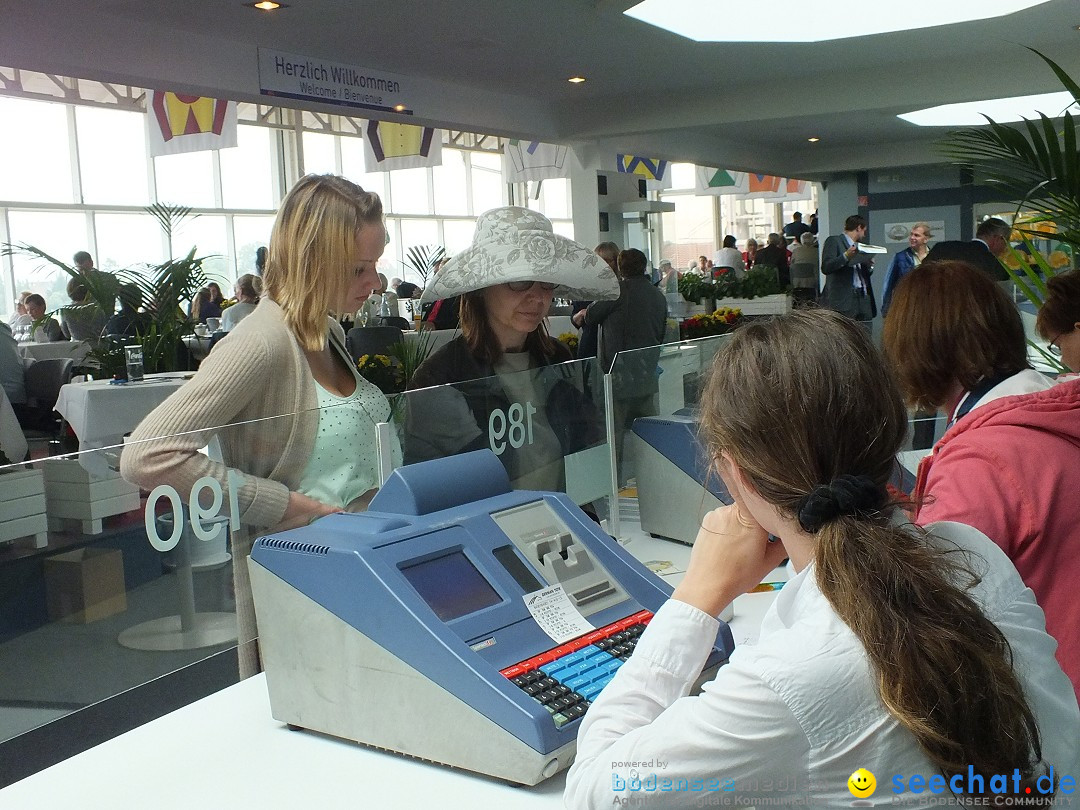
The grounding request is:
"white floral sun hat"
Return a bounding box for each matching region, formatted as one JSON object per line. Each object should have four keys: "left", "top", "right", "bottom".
{"left": 418, "top": 206, "right": 620, "bottom": 304}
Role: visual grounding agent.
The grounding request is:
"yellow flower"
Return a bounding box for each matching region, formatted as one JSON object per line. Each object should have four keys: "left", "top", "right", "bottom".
{"left": 1002, "top": 253, "right": 1023, "bottom": 270}
{"left": 1049, "top": 250, "right": 1071, "bottom": 269}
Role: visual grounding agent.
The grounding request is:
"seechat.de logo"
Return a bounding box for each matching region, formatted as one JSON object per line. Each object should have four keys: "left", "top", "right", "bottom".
{"left": 848, "top": 768, "right": 877, "bottom": 798}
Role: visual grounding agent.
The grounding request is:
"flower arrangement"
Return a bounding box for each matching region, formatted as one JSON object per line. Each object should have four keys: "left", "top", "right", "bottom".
{"left": 356, "top": 354, "right": 404, "bottom": 394}
{"left": 219, "top": 297, "right": 237, "bottom": 310}
{"left": 557, "top": 332, "right": 579, "bottom": 354}
{"left": 680, "top": 307, "right": 742, "bottom": 340}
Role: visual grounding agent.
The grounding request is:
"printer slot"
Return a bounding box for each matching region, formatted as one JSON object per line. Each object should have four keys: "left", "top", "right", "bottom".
{"left": 571, "top": 580, "right": 616, "bottom": 607}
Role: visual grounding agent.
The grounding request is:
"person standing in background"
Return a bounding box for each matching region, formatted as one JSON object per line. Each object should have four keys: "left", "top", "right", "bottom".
{"left": 571, "top": 241, "right": 618, "bottom": 359}
{"left": 820, "top": 214, "right": 876, "bottom": 331}
{"left": 782, "top": 211, "right": 811, "bottom": 241}
{"left": 925, "top": 217, "right": 1011, "bottom": 281}
{"left": 881, "top": 222, "right": 932, "bottom": 317}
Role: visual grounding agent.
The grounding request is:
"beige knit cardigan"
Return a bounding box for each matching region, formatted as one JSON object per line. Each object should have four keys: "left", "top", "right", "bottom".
{"left": 121, "top": 298, "right": 347, "bottom": 676}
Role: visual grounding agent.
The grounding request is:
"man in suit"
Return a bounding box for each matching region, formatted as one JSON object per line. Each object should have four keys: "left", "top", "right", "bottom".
{"left": 924, "top": 217, "right": 1010, "bottom": 281}
{"left": 821, "top": 214, "right": 876, "bottom": 331}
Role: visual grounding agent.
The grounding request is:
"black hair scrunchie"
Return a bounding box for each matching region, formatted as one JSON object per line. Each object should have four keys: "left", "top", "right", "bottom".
{"left": 797, "top": 474, "right": 882, "bottom": 534}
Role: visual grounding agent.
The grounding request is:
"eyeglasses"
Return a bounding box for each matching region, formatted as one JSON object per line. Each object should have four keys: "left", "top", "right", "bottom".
{"left": 1048, "top": 333, "right": 1064, "bottom": 357}
{"left": 506, "top": 280, "right": 557, "bottom": 292}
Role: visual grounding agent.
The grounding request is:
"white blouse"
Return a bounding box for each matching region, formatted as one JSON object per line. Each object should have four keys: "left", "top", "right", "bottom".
{"left": 565, "top": 521, "right": 1079, "bottom": 808}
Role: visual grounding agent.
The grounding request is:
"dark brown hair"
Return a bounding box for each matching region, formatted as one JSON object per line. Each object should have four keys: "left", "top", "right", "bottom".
{"left": 701, "top": 309, "right": 1045, "bottom": 785}
{"left": 458, "top": 289, "right": 558, "bottom": 367}
{"left": 882, "top": 260, "right": 1028, "bottom": 410}
{"left": 617, "top": 248, "right": 647, "bottom": 278}
{"left": 1036, "top": 269, "right": 1080, "bottom": 340}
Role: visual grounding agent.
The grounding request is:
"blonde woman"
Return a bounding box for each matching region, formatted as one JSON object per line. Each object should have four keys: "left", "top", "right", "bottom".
{"left": 122, "top": 174, "right": 397, "bottom": 677}
{"left": 567, "top": 310, "right": 1077, "bottom": 806}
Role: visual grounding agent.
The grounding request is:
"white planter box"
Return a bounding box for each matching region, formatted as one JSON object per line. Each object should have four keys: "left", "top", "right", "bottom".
{"left": 716, "top": 294, "right": 792, "bottom": 316}
{"left": 44, "top": 459, "right": 141, "bottom": 535}
{"left": 0, "top": 468, "right": 48, "bottom": 548}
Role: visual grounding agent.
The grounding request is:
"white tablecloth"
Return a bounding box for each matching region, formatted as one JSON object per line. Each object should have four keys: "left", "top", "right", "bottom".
{"left": 18, "top": 340, "right": 91, "bottom": 364}
{"left": 54, "top": 372, "right": 191, "bottom": 473}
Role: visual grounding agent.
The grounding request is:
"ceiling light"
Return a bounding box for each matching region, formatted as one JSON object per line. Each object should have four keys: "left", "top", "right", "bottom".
{"left": 245, "top": 0, "right": 286, "bottom": 9}
{"left": 568, "top": 76, "right": 586, "bottom": 84}
{"left": 807, "top": 137, "right": 820, "bottom": 143}
{"left": 393, "top": 104, "right": 407, "bottom": 112}
{"left": 624, "top": 0, "right": 1051, "bottom": 42}
{"left": 899, "top": 91, "right": 1077, "bottom": 126}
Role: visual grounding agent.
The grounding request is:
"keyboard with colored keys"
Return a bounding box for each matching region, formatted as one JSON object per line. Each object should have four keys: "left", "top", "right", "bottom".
{"left": 499, "top": 610, "right": 652, "bottom": 728}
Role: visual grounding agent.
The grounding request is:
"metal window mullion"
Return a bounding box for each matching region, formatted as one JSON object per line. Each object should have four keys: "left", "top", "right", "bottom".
{"left": 463, "top": 151, "right": 475, "bottom": 216}
{"left": 67, "top": 104, "right": 83, "bottom": 205}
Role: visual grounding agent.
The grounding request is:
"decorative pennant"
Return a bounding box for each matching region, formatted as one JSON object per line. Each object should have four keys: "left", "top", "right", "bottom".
{"left": 363, "top": 121, "right": 443, "bottom": 172}
{"left": 502, "top": 140, "right": 571, "bottom": 183}
{"left": 616, "top": 154, "right": 670, "bottom": 189}
{"left": 695, "top": 166, "right": 749, "bottom": 196}
{"left": 147, "top": 91, "right": 238, "bottom": 157}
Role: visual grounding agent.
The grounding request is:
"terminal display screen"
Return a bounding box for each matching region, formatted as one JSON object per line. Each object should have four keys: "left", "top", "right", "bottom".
{"left": 401, "top": 551, "right": 501, "bottom": 622}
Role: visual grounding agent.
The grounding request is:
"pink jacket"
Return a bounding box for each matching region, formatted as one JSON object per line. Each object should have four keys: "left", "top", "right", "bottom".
{"left": 915, "top": 377, "right": 1080, "bottom": 699}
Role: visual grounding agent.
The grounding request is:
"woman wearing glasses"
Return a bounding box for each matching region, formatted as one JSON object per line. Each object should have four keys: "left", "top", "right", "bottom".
{"left": 883, "top": 259, "right": 1080, "bottom": 699}
{"left": 404, "top": 207, "right": 619, "bottom": 490}
{"left": 1036, "top": 269, "right": 1080, "bottom": 374}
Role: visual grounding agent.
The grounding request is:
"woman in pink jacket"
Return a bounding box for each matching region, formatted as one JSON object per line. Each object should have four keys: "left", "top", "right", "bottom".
{"left": 884, "top": 260, "right": 1080, "bottom": 699}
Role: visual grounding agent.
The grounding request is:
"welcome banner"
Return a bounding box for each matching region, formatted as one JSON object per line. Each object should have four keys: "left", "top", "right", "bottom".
{"left": 147, "top": 91, "right": 237, "bottom": 157}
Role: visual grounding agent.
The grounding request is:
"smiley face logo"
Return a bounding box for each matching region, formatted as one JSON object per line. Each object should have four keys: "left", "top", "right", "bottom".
{"left": 847, "top": 768, "right": 876, "bottom": 798}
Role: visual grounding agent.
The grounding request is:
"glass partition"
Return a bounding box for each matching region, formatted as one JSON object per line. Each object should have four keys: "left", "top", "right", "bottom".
{"left": 0, "top": 356, "right": 616, "bottom": 754}
{"left": 606, "top": 335, "right": 730, "bottom": 488}
{"left": 393, "top": 356, "right": 612, "bottom": 518}
{"left": 604, "top": 336, "right": 732, "bottom": 541}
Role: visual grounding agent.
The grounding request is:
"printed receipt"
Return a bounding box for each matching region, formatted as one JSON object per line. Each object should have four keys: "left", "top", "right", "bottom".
{"left": 523, "top": 584, "right": 594, "bottom": 643}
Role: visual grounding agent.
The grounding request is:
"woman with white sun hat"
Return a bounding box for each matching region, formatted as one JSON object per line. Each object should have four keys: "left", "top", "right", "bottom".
{"left": 405, "top": 206, "right": 620, "bottom": 490}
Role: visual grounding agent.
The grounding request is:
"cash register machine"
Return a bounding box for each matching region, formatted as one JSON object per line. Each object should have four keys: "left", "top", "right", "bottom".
{"left": 248, "top": 450, "right": 735, "bottom": 786}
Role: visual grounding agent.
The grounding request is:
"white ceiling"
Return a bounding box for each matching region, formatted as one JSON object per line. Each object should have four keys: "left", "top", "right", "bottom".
{"left": 2, "top": 0, "right": 1079, "bottom": 179}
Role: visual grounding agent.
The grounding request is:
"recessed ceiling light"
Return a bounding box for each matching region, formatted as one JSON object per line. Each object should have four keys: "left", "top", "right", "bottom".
{"left": 245, "top": 0, "right": 286, "bottom": 9}
{"left": 807, "top": 137, "right": 820, "bottom": 143}
{"left": 624, "top": 0, "right": 1051, "bottom": 42}
{"left": 899, "top": 91, "right": 1077, "bottom": 126}
{"left": 568, "top": 76, "right": 587, "bottom": 84}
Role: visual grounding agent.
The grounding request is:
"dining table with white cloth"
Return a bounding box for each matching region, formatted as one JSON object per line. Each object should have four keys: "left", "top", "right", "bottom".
{"left": 18, "top": 340, "right": 91, "bottom": 364}
{"left": 54, "top": 372, "right": 192, "bottom": 475}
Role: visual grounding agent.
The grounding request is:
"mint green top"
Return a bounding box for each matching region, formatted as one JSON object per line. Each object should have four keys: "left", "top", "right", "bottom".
{"left": 296, "top": 370, "right": 399, "bottom": 510}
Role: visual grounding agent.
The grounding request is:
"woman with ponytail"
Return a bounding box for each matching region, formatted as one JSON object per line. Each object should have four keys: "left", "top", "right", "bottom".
{"left": 566, "top": 309, "right": 1078, "bottom": 808}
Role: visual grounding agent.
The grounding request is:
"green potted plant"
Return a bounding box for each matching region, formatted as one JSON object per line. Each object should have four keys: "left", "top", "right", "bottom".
{"left": 3, "top": 203, "right": 216, "bottom": 377}
{"left": 940, "top": 47, "right": 1078, "bottom": 373}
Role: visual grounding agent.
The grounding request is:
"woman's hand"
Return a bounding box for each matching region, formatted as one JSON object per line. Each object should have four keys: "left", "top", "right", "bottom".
{"left": 270, "top": 491, "right": 341, "bottom": 533}
{"left": 672, "top": 504, "right": 788, "bottom": 618}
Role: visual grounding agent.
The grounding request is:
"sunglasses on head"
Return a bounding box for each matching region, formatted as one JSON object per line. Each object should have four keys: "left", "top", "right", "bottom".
{"left": 506, "top": 280, "right": 557, "bottom": 292}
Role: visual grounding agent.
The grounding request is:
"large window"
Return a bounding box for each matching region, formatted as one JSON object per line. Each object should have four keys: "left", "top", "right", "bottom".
{"left": 0, "top": 70, "right": 579, "bottom": 320}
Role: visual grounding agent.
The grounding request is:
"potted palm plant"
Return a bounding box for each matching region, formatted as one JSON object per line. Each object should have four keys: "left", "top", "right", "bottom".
{"left": 3, "top": 203, "right": 215, "bottom": 377}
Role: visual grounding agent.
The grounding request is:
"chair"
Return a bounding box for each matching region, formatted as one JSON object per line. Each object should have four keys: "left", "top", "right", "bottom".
{"left": 345, "top": 326, "right": 404, "bottom": 363}
{"left": 20, "top": 357, "right": 75, "bottom": 452}
{"left": 367, "top": 315, "right": 412, "bottom": 331}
